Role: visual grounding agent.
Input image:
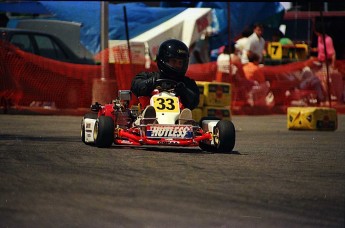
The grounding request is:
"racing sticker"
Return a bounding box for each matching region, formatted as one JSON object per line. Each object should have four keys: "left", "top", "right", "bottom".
{"left": 146, "top": 125, "right": 193, "bottom": 138}
{"left": 152, "top": 97, "right": 179, "bottom": 112}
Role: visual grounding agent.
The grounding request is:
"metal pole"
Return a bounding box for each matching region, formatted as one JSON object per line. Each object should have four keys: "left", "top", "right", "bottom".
{"left": 307, "top": 2, "right": 311, "bottom": 47}
{"left": 324, "top": 2, "right": 328, "bottom": 12}
{"left": 92, "top": 1, "right": 117, "bottom": 105}
{"left": 227, "top": 2, "right": 234, "bottom": 109}
{"left": 101, "top": 1, "right": 109, "bottom": 80}
{"left": 320, "top": 7, "right": 331, "bottom": 108}
{"left": 227, "top": 2, "right": 231, "bottom": 48}
{"left": 227, "top": 2, "right": 231, "bottom": 77}
{"left": 123, "top": 6, "right": 132, "bottom": 65}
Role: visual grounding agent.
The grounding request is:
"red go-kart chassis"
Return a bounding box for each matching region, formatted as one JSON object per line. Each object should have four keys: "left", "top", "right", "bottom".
{"left": 98, "top": 103, "right": 213, "bottom": 147}
{"left": 116, "top": 128, "right": 213, "bottom": 147}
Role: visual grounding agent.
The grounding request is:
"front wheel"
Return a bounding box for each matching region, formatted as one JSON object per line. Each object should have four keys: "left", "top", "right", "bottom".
{"left": 94, "top": 116, "right": 114, "bottom": 148}
{"left": 213, "top": 120, "right": 236, "bottom": 153}
{"left": 81, "top": 112, "right": 98, "bottom": 144}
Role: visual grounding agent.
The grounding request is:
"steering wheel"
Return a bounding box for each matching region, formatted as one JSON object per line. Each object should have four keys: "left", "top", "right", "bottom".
{"left": 155, "top": 78, "right": 177, "bottom": 92}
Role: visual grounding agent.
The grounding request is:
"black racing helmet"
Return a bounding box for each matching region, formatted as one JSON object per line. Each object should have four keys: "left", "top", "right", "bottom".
{"left": 156, "top": 39, "right": 189, "bottom": 79}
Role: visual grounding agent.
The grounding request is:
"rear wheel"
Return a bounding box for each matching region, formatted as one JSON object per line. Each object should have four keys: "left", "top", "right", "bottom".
{"left": 199, "top": 141, "right": 216, "bottom": 152}
{"left": 213, "top": 120, "right": 236, "bottom": 153}
{"left": 81, "top": 113, "right": 98, "bottom": 144}
{"left": 94, "top": 116, "right": 114, "bottom": 148}
{"left": 199, "top": 116, "right": 220, "bottom": 128}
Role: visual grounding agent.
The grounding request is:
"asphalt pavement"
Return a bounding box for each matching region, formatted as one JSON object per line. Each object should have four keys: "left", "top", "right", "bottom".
{"left": 0, "top": 114, "right": 344, "bottom": 227}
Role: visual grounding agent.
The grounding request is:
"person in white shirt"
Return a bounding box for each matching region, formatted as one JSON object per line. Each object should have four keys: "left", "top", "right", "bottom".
{"left": 241, "top": 23, "right": 266, "bottom": 65}
{"left": 234, "top": 28, "right": 252, "bottom": 60}
{"left": 216, "top": 44, "right": 241, "bottom": 78}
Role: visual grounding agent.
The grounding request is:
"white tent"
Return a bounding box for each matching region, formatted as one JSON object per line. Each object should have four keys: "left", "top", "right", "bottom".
{"left": 108, "top": 8, "right": 212, "bottom": 65}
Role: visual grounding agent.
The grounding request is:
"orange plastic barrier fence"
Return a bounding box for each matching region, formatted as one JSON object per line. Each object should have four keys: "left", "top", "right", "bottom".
{"left": 0, "top": 42, "right": 157, "bottom": 110}
{"left": 0, "top": 41, "right": 100, "bottom": 109}
{"left": 1, "top": 41, "right": 344, "bottom": 115}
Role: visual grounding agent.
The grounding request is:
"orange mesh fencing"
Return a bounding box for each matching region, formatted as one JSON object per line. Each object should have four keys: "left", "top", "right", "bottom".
{"left": 1, "top": 40, "right": 344, "bottom": 115}
{"left": 1, "top": 41, "right": 101, "bottom": 109}
{"left": 0, "top": 42, "right": 159, "bottom": 111}
{"left": 186, "top": 62, "right": 218, "bottom": 81}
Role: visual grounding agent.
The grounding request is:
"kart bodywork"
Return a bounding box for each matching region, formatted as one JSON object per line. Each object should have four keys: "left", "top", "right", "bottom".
{"left": 81, "top": 79, "right": 236, "bottom": 152}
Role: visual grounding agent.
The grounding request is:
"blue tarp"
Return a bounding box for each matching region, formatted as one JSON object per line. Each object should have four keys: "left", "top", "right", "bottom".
{"left": 37, "top": 2, "right": 185, "bottom": 55}
{"left": 0, "top": 1, "right": 52, "bottom": 14}
{"left": 4, "top": 1, "right": 185, "bottom": 54}
{"left": 2, "top": 1, "right": 285, "bottom": 54}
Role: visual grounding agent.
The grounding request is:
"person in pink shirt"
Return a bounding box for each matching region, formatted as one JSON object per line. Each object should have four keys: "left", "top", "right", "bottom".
{"left": 313, "top": 24, "right": 344, "bottom": 104}
{"left": 315, "top": 28, "right": 336, "bottom": 68}
{"left": 315, "top": 35, "right": 336, "bottom": 67}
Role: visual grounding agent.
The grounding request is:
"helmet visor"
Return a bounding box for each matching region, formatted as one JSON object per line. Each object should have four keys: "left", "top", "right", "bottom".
{"left": 166, "top": 57, "right": 185, "bottom": 71}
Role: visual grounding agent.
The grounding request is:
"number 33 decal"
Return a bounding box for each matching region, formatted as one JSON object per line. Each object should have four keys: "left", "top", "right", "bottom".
{"left": 156, "top": 98, "right": 175, "bottom": 110}
{"left": 153, "top": 97, "right": 179, "bottom": 112}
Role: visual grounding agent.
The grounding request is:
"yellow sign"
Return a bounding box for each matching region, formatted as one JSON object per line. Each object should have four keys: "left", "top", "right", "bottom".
{"left": 268, "top": 42, "right": 283, "bottom": 60}
{"left": 153, "top": 97, "right": 179, "bottom": 112}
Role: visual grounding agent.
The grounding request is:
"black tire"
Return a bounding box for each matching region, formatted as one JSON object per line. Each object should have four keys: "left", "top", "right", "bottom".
{"left": 213, "top": 120, "right": 236, "bottom": 153}
{"left": 94, "top": 116, "right": 114, "bottom": 148}
{"left": 199, "top": 141, "right": 216, "bottom": 152}
{"left": 81, "top": 112, "right": 98, "bottom": 144}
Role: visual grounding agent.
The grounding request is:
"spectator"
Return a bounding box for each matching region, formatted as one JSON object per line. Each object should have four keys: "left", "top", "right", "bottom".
{"left": 215, "top": 43, "right": 255, "bottom": 104}
{"left": 298, "top": 62, "right": 326, "bottom": 104}
{"left": 313, "top": 23, "right": 336, "bottom": 68}
{"left": 189, "top": 29, "right": 212, "bottom": 64}
{"left": 216, "top": 43, "right": 241, "bottom": 79}
{"left": 272, "top": 30, "right": 293, "bottom": 45}
{"left": 280, "top": 35, "right": 293, "bottom": 46}
{"left": 271, "top": 30, "right": 294, "bottom": 59}
{"left": 241, "top": 23, "right": 266, "bottom": 65}
{"left": 243, "top": 53, "right": 265, "bottom": 83}
{"left": 234, "top": 27, "right": 252, "bottom": 60}
{"left": 312, "top": 23, "right": 344, "bottom": 104}
{"left": 242, "top": 52, "right": 274, "bottom": 107}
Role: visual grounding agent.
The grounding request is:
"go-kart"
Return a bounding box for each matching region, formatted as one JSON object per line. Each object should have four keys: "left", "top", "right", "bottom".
{"left": 81, "top": 79, "right": 236, "bottom": 152}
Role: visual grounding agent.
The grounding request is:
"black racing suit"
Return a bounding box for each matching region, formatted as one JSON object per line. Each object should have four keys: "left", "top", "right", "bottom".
{"left": 130, "top": 71, "right": 200, "bottom": 110}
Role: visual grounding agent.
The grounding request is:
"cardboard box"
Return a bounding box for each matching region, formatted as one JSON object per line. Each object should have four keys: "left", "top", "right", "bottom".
{"left": 287, "top": 107, "right": 337, "bottom": 131}
{"left": 203, "top": 106, "right": 231, "bottom": 121}
{"left": 197, "top": 81, "right": 231, "bottom": 107}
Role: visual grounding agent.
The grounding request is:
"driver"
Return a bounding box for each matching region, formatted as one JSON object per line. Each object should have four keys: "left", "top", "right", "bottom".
{"left": 131, "top": 39, "right": 200, "bottom": 124}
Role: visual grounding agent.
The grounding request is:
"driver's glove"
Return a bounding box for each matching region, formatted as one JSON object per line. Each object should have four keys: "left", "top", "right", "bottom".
{"left": 175, "top": 82, "right": 186, "bottom": 94}
{"left": 175, "top": 82, "right": 199, "bottom": 110}
{"left": 145, "top": 75, "right": 158, "bottom": 91}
